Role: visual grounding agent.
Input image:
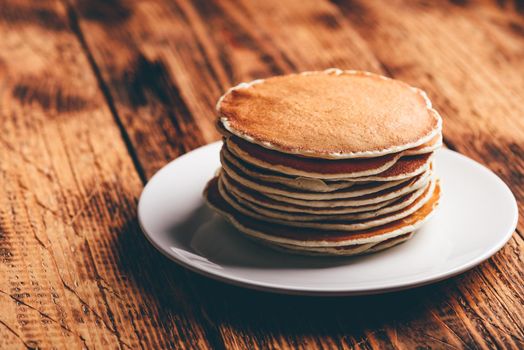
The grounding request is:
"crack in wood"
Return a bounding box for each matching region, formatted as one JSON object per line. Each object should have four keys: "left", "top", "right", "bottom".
{"left": 59, "top": 272, "right": 120, "bottom": 336}
{"left": 0, "top": 136, "right": 54, "bottom": 182}
{"left": 44, "top": 229, "right": 132, "bottom": 348}
{"left": 467, "top": 270, "right": 524, "bottom": 344}
{"left": 0, "top": 289, "right": 90, "bottom": 349}
{"left": 481, "top": 260, "right": 524, "bottom": 337}
{"left": 67, "top": 183, "right": 101, "bottom": 226}
{"left": 428, "top": 308, "right": 470, "bottom": 349}
{"left": 419, "top": 331, "right": 461, "bottom": 350}
{"left": 0, "top": 319, "right": 36, "bottom": 350}
{"left": 20, "top": 194, "right": 49, "bottom": 250}
{"left": 82, "top": 239, "right": 132, "bottom": 349}
{"left": 351, "top": 330, "right": 379, "bottom": 349}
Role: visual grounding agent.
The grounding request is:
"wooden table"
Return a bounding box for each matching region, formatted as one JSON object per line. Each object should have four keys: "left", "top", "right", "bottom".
{"left": 1, "top": 0, "right": 523, "bottom": 348}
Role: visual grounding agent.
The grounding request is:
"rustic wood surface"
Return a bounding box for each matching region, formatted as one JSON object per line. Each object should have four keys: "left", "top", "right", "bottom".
{"left": 1, "top": 0, "right": 523, "bottom": 348}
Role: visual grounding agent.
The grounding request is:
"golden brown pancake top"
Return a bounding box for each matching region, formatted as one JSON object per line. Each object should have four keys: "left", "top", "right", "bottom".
{"left": 218, "top": 70, "right": 440, "bottom": 158}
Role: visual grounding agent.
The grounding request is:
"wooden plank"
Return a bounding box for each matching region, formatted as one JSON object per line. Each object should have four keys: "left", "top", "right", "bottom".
{"left": 0, "top": 0, "right": 217, "bottom": 348}
{"left": 69, "top": 0, "right": 524, "bottom": 349}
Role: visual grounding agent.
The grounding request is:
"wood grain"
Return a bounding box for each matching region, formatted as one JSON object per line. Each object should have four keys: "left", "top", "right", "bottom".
{"left": 0, "top": 0, "right": 523, "bottom": 348}
{"left": 0, "top": 0, "right": 218, "bottom": 348}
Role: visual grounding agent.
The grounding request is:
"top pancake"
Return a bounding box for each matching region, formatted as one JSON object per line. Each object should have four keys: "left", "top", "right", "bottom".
{"left": 217, "top": 69, "right": 442, "bottom": 159}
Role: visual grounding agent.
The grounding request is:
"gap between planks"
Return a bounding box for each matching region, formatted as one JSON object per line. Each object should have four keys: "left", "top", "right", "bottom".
{"left": 63, "top": 0, "right": 148, "bottom": 184}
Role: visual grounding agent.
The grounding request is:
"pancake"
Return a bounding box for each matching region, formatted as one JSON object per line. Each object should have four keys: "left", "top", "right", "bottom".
{"left": 207, "top": 68, "right": 443, "bottom": 256}
{"left": 223, "top": 175, "right": 401, "bottom": 215}
{"left": 264, "top": 232, "right": 415, "bottom": 256}
{"left": 217, "top": 69, "right": 442, "bottom": 159}
{"left": 219, "top": 176, "right": 431, "bottom": 222}
{"left": 261, "top": 170, "right": 431, "bottom": 208}
{"left": 337, "top": 154, "right": 433, "bottom": 182}
{"left": 218, "top": 119, "right": 442, "bottom": 157}
{"left": 223, "top": 142, "right": 432, "bottom": 190}
{"left": 204, "top": 176, "right": 441, "bottom": 247}
{"left": 215, "top": 121, "right": 442, "bottom": 155}
{"left": 226, "top": 137, "right": 401, "bottom": 179}
{"left": 221, "top": 151, "right": 409, "bottom": 200}
{"left": 404, "top": 133, "right": 442, "bottom": 156}
{"left": 220, "top": 169, "right": 430, "bottom": 209}
{"left": 221, "top": 146, "right": 357, "bottom": 192}
{"left": 226, "top": 137, "right": 434, "bottom": 180}
{"left": 219, "top": 177, "right": 436, "bottom": 231}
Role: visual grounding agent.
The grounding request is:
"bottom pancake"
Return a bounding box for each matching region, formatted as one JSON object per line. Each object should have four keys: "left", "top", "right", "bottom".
{"left": 260, "top": 232, "right": 415, "bottom": 256}
{"left": 204, "top": 176, "right": 440, "bottom": 249}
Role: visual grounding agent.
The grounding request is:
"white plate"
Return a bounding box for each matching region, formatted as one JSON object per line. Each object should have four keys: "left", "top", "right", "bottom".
{"left": 138, "top": 142, "right": 518, "bottom": 296}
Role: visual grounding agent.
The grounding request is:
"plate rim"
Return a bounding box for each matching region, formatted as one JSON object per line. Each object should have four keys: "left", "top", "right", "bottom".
{"left": 138, "top": 142, "right": 518, "bottom": 296}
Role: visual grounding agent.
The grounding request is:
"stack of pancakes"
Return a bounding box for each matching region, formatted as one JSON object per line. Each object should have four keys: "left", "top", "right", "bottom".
{"left": 204, "top": 69, "right": 442, "bottom": 256}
